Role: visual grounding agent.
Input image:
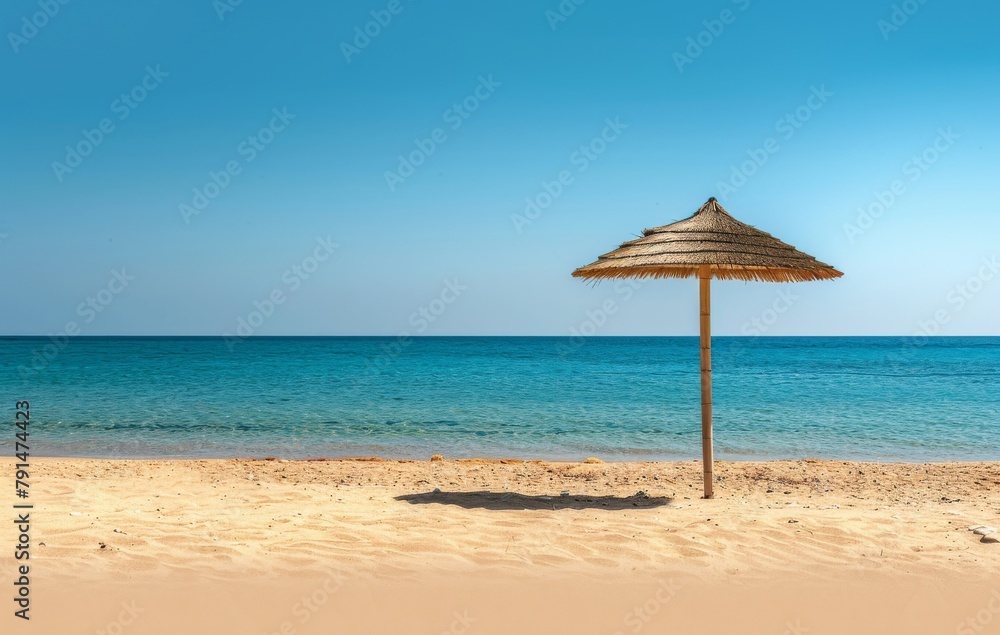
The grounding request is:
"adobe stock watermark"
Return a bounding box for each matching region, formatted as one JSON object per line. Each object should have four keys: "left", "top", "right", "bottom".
{"left": 264, "top": 573, "right": 346, "bottom": 635}
{"left": 843, "top": 126, "right": 958, "bottom": 243}
{"left": 223, "top": 236, "right": 338, "bottom": 350}
{"left": 781, "top": 620, "right": 808, "bottom": 635}
{"left": 884, "top": 256, "right": 997, "bottom": 369}
{"left": 51, "top": 65, "right": 169, "bottom": 183}
{"left": 94, "top": 600, "right": 144, "bottom": 635}
{"left": 914, "top": 256, "right": 998, "bottom": 337}
{"left": 213, "top": 0, "right": 247, "bottom": 21}
{"left": 179, "top": 107, "right": 296, "bottom": 224}
{"left": 362, "top": 279, "right": 468, "bottom": 374}
{"left": 957, "top": 589, "right": 1000, "bottom": 635}
{"left": 438, "top": 610, "right": 476, "bottom": 635}
{"left": 340, "top": 0, "right": 415, "bottom": 62}
{"left": 18, "top": 268, "right": 136, "bottom": 377}
{"left": 611, "top": 579, "right": 679, "bottom": 635}
{"left": 724, "top": 288, "right": 804, "bottom": 370}
{"left": 556, "top": 279, "right": 641, "bottom": 358}
{"left": 545, "top": 0, "right": 587, "bottom": 31}
{"left": 673, "top": 0, "right": 752, "bottom": 72}
{"left": 877, "top": 0, "right": 930, "bottom": 41}
{"left": 7, "top": 0, "right": 73, "bottom": 54}
{"left": 740, "top": 288, "right": 798, "bottom": 335}
{"left": 384, "top": 75, "right": 500, "bottom": 192}
{"left": 715, "top": 84, "right": 832, "bottom": 201}
{"left": 511, "top": 116, "right": 628, "bottom": 234}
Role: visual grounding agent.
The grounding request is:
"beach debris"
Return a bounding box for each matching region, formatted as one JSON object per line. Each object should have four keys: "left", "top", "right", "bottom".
{"left": 970, "top": 526, "right": 997, "bottom": 536}
{"left": 560, "top": 491, "right": 570, "bottom": 497}
{"left": 430, "top": 454, "right": 444, "bottom": 462}
{"left": 788, "top": 519, "right": 799, "bottom": 524}
{"left": 113, "top": 528, "right": 126, "bottom": 535}
{"left": 432, "top": 488, "right": 442, "bottom": 494}
{"left": 98, "top": 542, "right": 107, "bottom": 550}
{"left": 941, "top": 496, "right": 961, "bottom": 503}
{"left": 582, "top": 457, "right": 604, "bottom": 464}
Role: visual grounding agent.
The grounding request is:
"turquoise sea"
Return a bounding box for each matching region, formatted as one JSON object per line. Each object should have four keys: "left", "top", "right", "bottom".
{"left": 1, "top": 336, "right": 997, "bottom": 461}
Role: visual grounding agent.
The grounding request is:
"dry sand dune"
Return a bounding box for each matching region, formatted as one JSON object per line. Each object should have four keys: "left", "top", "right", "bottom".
{"left": 21, "top": 457, "right": 1000, "bottom": 581}
{"left": 7, "top": 457, "right": 1000, "bottom": 633}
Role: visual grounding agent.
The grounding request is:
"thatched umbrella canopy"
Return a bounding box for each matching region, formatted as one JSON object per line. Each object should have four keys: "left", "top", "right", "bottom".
{"left": 573, "top": 197, "right": 842, "bottom": 498}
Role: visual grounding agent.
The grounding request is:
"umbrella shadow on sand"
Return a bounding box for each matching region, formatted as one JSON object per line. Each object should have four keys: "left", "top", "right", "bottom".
{"left": 394, "top": 491, "right": 672, "bottom": 511}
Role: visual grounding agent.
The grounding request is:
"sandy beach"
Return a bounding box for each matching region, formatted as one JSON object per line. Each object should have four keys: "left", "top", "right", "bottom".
{"left": 7, "top": 457, "right": 1000, "bottom": 633}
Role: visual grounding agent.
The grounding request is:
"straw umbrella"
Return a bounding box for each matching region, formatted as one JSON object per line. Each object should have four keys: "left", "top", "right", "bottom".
{"left": 572, "top": 197, "right": 842, "bottom": 498}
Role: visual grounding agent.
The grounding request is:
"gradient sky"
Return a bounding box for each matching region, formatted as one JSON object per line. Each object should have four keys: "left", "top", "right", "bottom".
{"left": 2, "top": 0, "right": 998, "bottom": 336}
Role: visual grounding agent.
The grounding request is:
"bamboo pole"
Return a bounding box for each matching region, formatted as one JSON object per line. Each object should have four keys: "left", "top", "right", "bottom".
{"left": 699, "top": 266, "right": 714, "bottom": 499}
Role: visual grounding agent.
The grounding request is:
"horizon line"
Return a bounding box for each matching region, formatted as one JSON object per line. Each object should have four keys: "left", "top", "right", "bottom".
{"left": 3, "top": 334, "right": 998, "bottom": 339}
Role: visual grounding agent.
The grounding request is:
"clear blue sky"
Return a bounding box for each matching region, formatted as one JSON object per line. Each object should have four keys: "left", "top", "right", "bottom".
{"left": 2, "top": 0, "right": 998, "bottom": 336}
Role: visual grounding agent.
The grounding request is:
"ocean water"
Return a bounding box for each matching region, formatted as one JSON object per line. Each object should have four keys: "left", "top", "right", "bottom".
{"left": 1, "top": 336, "right": 998, "bottom": 462}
